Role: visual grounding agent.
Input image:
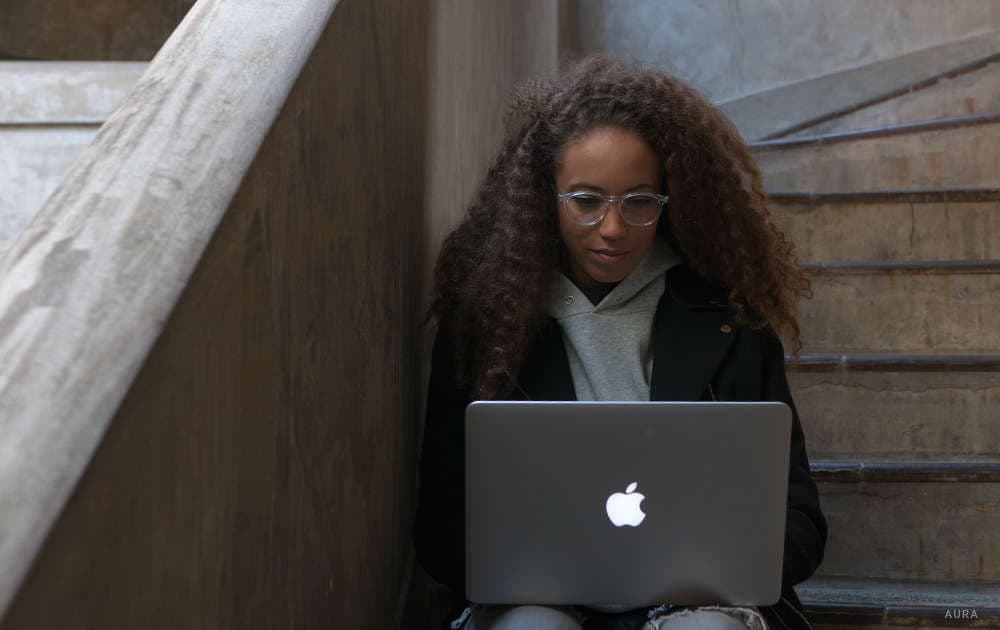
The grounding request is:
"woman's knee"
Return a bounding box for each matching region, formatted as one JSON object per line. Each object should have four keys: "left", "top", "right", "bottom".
{"left": 465, "top": 604, "right": 585, "bottom": 630}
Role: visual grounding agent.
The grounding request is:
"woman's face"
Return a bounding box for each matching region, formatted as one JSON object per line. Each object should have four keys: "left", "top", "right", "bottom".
{"left": 554, "top": 125, "right": 662, "bottom": 288}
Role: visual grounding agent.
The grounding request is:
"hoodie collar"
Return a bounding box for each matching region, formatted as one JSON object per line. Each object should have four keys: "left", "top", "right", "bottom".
{"left": 513, "top": 263, "right": 738, "bottom": 402}
{"left": 546, "top": 236, "right": 682, "bottom": 318}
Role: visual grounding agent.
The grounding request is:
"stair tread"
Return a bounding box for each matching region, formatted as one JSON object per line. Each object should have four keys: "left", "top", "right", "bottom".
{"left": 774, "top": 54, "right": 1000, "bottom": 141}
{"left": 722, "top": 30, "right": 1000, "bottom": 141}
{"left": 0, "top": 61, "right": 145, "bottom": 124}
{"left": 799, "top": 575, "right": 1000, "bottom": 609}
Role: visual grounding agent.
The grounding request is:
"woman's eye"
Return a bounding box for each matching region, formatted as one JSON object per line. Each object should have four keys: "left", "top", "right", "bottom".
{"left": 624, "top": 195, "right": 657, "bottom": 210}
{"left": 573, "top": 195, "right": 603, "bottom": 208}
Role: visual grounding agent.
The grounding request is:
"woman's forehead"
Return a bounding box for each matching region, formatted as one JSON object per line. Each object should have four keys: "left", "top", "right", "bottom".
{"left": 556, "top": 126, "right": 660, "bottom": 190}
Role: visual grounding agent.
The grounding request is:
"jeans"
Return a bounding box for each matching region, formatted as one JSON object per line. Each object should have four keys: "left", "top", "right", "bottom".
{"left": 452, "top": 603, "right": 769, "bottom": 630}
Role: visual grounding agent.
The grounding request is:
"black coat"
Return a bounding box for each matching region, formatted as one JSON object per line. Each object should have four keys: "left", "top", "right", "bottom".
{"left": 413, "top": 264, "right": 827, "bottom": 630}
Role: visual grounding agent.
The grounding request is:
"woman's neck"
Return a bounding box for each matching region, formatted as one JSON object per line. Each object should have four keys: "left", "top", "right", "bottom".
{"left": 575, "top": 277, "right": 618, "bottom": 306}
{"left": 559, "top": 250, "right": 618, "bottom": 305}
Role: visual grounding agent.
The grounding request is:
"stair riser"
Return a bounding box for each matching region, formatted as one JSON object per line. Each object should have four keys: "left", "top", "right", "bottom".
{"left": 0, "top": 127, "right": 96, "bottom": 257}
{"left": 799, "top": 273, "right": 1000, "bottom": 352}
{"left": 816, "top": 481, "right": 1000, "bottom": 581}
{"left": 772, "top": 201, "right": 1000, "bottom": 262}
{"left": 756, "top": 123, "right": 1000, "bottom": 192}
{"left": 789, "top": 371, "right": 1000, "bottom": 457}
{"left": 801, "top": 574, "right": 1000, "bottom": 630}
{"left": 791, "top": 61, "right": 1000, "bottom": 138}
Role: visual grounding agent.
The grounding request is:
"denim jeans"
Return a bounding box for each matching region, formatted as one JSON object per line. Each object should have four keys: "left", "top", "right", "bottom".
{"left": 452, "top": 603, "right": 769, "bottom": 630}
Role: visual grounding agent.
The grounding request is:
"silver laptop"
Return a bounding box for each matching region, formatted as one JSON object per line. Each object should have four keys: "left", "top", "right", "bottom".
{"left": 465, "top": 401, "right": 791, "bottom": 608}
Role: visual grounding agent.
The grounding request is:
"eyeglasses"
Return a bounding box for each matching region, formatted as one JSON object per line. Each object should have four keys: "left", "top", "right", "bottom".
{"left": 556, "top": 190, "right": 668, "bottom": 227}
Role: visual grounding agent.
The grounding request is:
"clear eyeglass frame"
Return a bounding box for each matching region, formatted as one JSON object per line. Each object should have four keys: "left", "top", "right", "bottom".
{"left": 556, "top": 190, "right": 668, "bottom": 227}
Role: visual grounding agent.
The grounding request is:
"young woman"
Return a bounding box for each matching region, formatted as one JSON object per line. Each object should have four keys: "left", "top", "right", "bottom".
{"left": 412, "top": 55, "right": 827, "bottom": 630}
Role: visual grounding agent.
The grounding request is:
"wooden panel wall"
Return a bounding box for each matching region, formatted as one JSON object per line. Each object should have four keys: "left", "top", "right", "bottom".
{"left": 0, "top": 1, "right": 197, "bottom": 60}
{"left": 0, "top": 0, "right": 428, "bottom": 628}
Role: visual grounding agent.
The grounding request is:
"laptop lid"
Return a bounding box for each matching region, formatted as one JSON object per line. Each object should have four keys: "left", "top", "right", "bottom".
{"left": 465, "top": 401, "right": 791, "bottom": 608}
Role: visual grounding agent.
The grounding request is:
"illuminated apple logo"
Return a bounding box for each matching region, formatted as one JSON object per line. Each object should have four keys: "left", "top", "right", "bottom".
{"left": 605, "top": 481, "right": 646, "bottom": 527}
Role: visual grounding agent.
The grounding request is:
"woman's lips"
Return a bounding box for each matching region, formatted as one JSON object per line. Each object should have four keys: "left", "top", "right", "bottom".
{"left": 592, "top": 249, "right": 627, "bottom": 263}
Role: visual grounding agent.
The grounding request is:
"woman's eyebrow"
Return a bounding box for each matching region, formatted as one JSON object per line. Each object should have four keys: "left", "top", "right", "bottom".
{"left": 568, "top": 182, "right": 658, "bottom": 192}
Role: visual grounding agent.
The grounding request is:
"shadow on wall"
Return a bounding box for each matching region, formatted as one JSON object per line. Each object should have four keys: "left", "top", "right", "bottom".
{"left": 0, "top": 0, "right": 198, "bottom": 60}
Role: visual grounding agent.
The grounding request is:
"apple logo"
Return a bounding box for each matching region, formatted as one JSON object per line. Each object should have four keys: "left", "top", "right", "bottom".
{"left": 605, "top": 481, "right": 646, "bottom": 527}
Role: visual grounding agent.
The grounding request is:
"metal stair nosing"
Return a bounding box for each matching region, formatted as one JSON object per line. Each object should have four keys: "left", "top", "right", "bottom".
{"left": 768, "top": 188, "right": 1000, "bottom": 205}
{"left": 751, "top": 110, "right": 1000, "bottom": 151}
{"left": 785, "top": 353, "right": 1000, "bottom": 372}
{"left": 810, "top": 457, "right": 1000, "bottom": 483}
{"left": 802, "top": 259, "right": 1000, "bottom": 275}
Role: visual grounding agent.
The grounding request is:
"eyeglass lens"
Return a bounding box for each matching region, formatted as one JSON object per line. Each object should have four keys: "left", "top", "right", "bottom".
{"left": 564, "top": 193, "right": 662, "bottom": 225}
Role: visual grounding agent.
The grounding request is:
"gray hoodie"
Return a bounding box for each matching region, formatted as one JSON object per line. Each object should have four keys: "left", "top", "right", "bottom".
{"left": 545, "top": 236, "right": 683, "bottom": 403}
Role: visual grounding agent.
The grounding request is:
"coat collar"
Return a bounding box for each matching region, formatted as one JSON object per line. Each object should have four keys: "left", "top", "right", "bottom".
{"left": 512, "top": 264, "right": 735, "bottom": 402}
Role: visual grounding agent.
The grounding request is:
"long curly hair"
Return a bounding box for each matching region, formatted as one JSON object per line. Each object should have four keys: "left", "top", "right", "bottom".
{"left": 427, "top": 54, "right": 811, "bottom": 400}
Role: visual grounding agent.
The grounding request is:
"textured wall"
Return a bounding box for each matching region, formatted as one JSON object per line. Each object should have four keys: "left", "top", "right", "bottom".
{"left": 568, "top": 0, "right": 1000, "bottom": 102}
{"left": 402, "top": 1, "right": 560, "bottom": 626}
{"left": 419, "top": 0, "right": 560, "bottom": 458}
{"left": 0, "top": 1, "right": 196, "bottom": 60}
{"left": 0, "top": 0, "right": 428, "bottom": 628}
{"left": 423, "top": 0, "right": 559, "bottom": 260}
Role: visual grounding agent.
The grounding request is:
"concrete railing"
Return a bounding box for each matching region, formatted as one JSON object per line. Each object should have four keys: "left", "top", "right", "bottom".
{"left": 0, "top": 0, "right": 340, "bottom": 621}
{"left": 0, "top": 0, "right": 563, "bottom": 627}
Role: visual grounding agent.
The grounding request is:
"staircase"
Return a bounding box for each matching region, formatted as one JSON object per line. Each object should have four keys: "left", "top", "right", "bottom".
{"left": 0, "top": 61, "right": 143, "bottom": 258}
{"left": 756, "top": 53, "right": 1000, "bottom": 629}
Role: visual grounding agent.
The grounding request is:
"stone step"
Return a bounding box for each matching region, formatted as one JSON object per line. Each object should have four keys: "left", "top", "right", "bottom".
{"left": 797, "top": 263, "right": 1000, "bottom": 353}
{"left": 809, "top": 457, "right": 1000, "bottom": 583}
{"left": 727, "top": 30, "right": 1000, "bottom": 142}
{"left": 786, "top": 356, "right": 1000, "bottom": 457}
{"left": 787, "top": 56, "right": 1000, "bottom": 139}
{"left": 0, "top": 126, "right": 99, "bottom": 258}
{"left": 769, "top": 190, "right": 1000, "bottom": 263}
{"left": 0, "top": 61, "right": 145, "bottom": 124}
{"left": 753, "top": 114, "right": 1000, "bottom": 193}
{"left": 800, "top": 575, "right": 1000, "bottom": 629}
{"left": 0, "top": 62, "right": 143, "bottom": 259}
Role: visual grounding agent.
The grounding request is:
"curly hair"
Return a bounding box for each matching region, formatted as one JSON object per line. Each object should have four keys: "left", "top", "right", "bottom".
{"left": 426, "top": 54, "right": 811, "bottom": 400}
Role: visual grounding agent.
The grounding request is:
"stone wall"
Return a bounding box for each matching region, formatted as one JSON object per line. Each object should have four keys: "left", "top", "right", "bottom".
{"left": 565, "top": 0, "right": 1000, "bottom": 102}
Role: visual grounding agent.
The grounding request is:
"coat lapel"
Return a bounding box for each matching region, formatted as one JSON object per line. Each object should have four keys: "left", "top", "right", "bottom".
{"left": 512, "top": 264, "right": 735, "bottom": 402}
{"left": 511, "top": 317, "right": 577, "bottom": 401}
{"left": 648, "top": 266, "right": 736, "bottom": 401}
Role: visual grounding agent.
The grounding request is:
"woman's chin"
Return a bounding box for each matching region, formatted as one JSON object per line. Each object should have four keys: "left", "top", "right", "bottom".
{"left": 584, "top": 265, "right": 630, "bottom": 285}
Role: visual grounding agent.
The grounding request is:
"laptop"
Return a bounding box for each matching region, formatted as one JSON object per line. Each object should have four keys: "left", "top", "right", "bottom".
{"left": 464, "top": 401, "right": 791, "bottom": 608}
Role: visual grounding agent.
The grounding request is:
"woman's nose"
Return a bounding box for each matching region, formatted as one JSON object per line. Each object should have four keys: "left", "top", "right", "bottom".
{"left": 598, "top": 200, "right": 627, "bottom": 238}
